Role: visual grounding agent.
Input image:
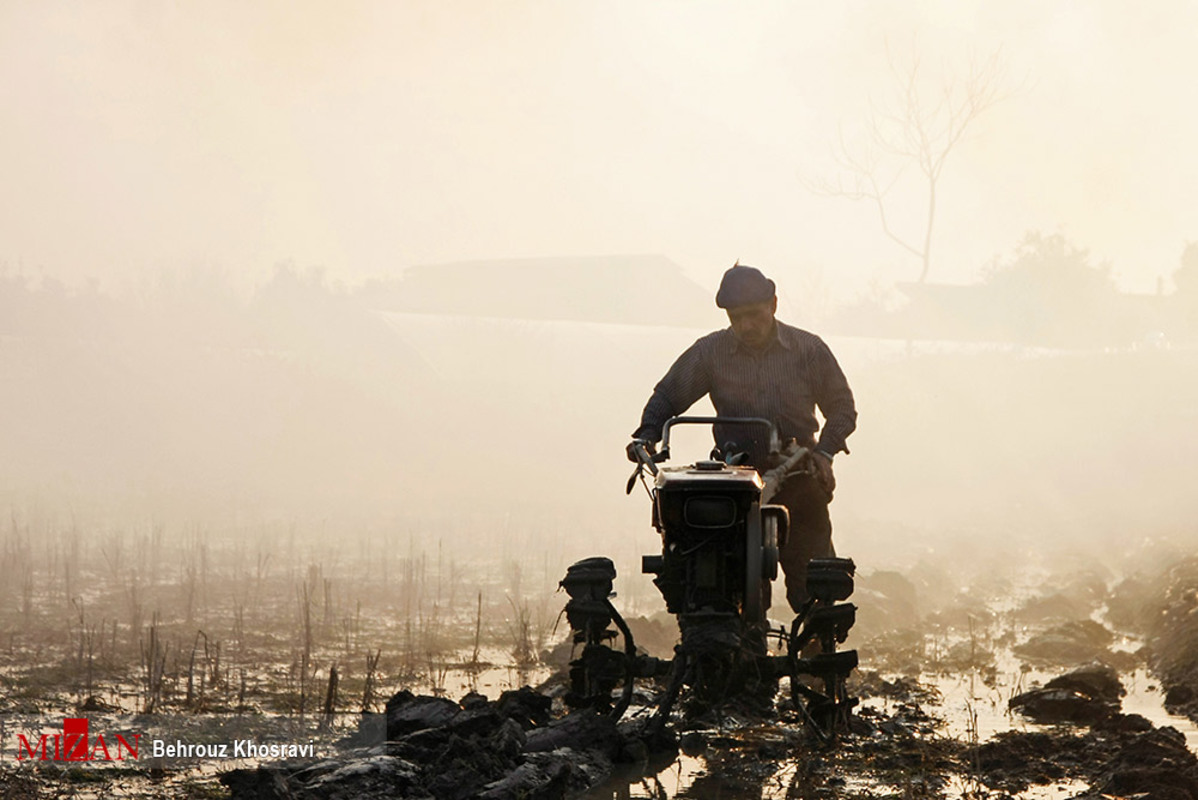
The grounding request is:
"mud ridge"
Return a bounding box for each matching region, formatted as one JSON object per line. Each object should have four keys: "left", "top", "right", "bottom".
{"left": 221, "top": 687, "right": 676, "bottom": 800}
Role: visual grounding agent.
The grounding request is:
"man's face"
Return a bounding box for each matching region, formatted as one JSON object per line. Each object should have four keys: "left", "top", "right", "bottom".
{"left": 726, "top": 297, "right": 778, "bottom": 349}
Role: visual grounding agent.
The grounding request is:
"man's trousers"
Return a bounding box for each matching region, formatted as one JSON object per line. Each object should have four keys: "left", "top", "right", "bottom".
{"left": 770, "top": 473, "right": 835, "bottom": 613}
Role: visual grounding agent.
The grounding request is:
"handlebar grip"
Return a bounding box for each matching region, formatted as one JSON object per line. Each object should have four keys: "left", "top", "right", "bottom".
{"left": 633, "top": 444, "right": 659, "bottom": 476}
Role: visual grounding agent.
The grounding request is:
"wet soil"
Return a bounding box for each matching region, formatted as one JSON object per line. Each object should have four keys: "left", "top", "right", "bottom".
{"left": 0, "top": 522, "right": 565, "bottom": 798}
{"left": 208, "top": 547, "right": 1198, "bottom": 800}
{"left": 5, "top": 531, "right": 1198, "bottom": 799}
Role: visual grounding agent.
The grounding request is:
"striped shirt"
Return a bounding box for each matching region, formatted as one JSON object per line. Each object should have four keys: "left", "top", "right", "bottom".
{"left": 633, "top": 320, "right": 857, "bottom": 463}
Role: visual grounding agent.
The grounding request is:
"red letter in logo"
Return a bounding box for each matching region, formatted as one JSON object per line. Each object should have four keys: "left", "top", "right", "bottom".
{"left": 114, "top": 734, "right": 141, "bottom": 760}
{"left": 16, "top": 734, "right": 49, "bottom": 761}
{"left": 89, "top": 734, "right": 112, "bottom": 762}
{"left": 64, "top": 719, "right": 89, "bottom": 761}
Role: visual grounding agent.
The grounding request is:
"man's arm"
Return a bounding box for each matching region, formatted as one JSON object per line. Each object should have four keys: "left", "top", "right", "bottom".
{"left": 811, "top": 337, "right": 857, "bottom": 457}
{"left": 632, "top": 338, "right": 713, "bottom": 444}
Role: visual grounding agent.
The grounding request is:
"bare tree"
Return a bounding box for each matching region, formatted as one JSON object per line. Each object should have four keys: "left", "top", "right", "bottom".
{"left": 805, "top": 48, "right": 1006, "bottom": 283}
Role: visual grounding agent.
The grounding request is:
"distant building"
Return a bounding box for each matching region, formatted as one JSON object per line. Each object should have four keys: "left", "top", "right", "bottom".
{"left": 356, "top": 254, "right": 713, "bottom": 328}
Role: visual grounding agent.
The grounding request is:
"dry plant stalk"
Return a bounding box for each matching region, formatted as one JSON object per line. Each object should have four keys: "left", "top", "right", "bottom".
{"left": 141, "top": 612, "right": 168, "bottom": 713}
{"left": 362, "top": 649, "right": 381, "bottom": 713}
{"left": 320, "top": 663, "right": 339, "bottom": 732}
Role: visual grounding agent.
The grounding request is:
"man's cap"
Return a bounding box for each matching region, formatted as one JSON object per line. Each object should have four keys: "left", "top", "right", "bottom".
{"left": 715, "top": 264, "right": 776, "bottom": 309}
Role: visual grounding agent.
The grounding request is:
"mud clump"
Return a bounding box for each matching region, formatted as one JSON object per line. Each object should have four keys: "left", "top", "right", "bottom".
{"left": 1046, "top": 663, "right": 1127, "bottom": 701}
{"left": 1013, "top": 618, "right": 1122, "bottom": 666}
{"left": 1009, "top": 664, "right": 1125, "bottom": 724}
{"left": 972, "top": 724, "right": 1198, "bottom": 797}
{"left": 220, "top": 687, "right": 668, "bottom": 800}
{"left": 384, "top": 691, "right": 461, "bottom": 736}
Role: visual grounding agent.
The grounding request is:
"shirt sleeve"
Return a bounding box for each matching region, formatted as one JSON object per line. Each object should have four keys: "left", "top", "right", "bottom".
{"left": 632, "top": 337, "right": 713, "bottom": 443}
{"left": 811, "top": 337, "right": 857, "bottom": 455}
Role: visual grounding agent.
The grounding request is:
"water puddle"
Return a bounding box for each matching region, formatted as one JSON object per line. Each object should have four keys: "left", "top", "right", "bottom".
{"left": 1118, "top": 668, "right": 1198, "bottom": 751}
{"left": 580, "top": 636, "right": 1198, "bottom": 799}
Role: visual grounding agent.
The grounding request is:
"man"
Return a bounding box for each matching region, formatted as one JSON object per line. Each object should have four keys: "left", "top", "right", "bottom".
{"left": 627, "top": 264, "right": 857, "bottom": 613}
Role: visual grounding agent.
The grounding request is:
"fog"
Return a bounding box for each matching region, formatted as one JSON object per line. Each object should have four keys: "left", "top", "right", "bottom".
{"left": 3, "top": 262, "right": 1195, "bottom": 588}
{"left": 7, "top": 2, "right": 1198, "bottom": 294}
{"left": 3, "top": 2, "right": 1198, "bottom": 590}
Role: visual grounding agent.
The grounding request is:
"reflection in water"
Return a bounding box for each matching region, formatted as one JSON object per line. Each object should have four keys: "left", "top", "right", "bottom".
{"left": 584, "top": 742, "right": 837, "bottom": 800}
{"left": 582, "top": 754, "right": 681, "bottom": 800}
{"left": 679, "top": 771, "right": 764, "bottom": 799}
{"left": 590, "top": 763, "right": 766, "bottom": 800}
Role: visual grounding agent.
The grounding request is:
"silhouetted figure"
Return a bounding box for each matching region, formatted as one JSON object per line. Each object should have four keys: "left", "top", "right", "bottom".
{"left": 627, "top": 264, "right": 857, "bottom": 612}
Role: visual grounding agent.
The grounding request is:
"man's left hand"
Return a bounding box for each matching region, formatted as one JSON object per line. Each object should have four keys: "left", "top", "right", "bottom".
{"left": 812, "top": 451, "right": 836, "bottom": 498}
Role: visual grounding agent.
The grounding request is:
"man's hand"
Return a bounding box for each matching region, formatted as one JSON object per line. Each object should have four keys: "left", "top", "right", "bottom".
{"left": 812, "top": 451, "right": 836, "bottom": 497}
{"left": 626, "top": 438, "right": 656, "bottom": 463}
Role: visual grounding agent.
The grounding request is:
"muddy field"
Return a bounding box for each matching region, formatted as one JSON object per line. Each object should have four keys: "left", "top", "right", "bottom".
{"left": 0, "top": 519, "right": 1197, "bottom": 799}
{"left": 0, "top": 517, "right": 572, "bottom": 797}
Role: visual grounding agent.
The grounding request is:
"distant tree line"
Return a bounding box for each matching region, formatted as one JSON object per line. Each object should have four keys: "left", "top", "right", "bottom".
{"left": 5, "top": 242, "right": 1196, "bottom": 350}
{"left": 828, "top": 231, "right": 1198, "bottom": 348}
{"left": 0, "top": 263, "right": 350, "bottom": 349}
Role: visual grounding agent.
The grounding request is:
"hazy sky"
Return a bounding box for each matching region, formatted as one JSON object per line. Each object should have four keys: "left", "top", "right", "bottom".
{"left": 3, "top": 1, "right": 1197, "bottom": 299}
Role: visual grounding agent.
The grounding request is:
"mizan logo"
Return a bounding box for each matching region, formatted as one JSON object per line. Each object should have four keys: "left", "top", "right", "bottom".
{"left": 17, "top": 718, "right": 141, "bottom": 762}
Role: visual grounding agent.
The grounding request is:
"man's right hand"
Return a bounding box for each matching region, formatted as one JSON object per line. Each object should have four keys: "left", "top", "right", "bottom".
{"left": 812, "top": 450, "right": 836, "bottom": 498}
{"left": 626, "top": 439, "right": 656, "bottom": 463}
